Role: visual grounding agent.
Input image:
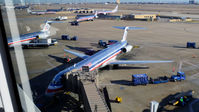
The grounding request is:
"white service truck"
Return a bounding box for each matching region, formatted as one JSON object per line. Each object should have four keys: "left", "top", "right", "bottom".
{"left": 53, "top": 16, "right": 68, "bottom": 21}
{"left": 22, "top": 38, "right": 58, "bottom": 48}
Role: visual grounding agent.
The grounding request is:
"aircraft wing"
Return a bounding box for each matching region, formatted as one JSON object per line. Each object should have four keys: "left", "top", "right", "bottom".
{"left": 108, "top": 60, "right": 173, "bottom": 65}
{"left": 64, "top": 49, "right": 89, "bottom": 59}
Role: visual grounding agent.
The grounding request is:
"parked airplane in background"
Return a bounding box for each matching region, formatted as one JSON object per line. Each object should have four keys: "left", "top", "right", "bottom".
{"left": 14, "top": 5, "right": 29, "bottom": 10}
{"left": 7, "top": 21, "right": 52, "bottom": 47}
{"left": 71, "top": 12, "right": 98, "bottom": 25}
{"left": 46, "top": 7, "right": 63, "bottom": 12}
{"left": 52, "top": 16, "right": 68, "bottom": 21}
{"left": 77, "top": 12, "right": 98, "bottom": 22}
{"left": 46, "top": 26, "right": 173, "bottom": 95}
{"left": 96, "top": 5, "right": 118, "bottom": 15}
{"left": 27, "top": 8, "right": 56, "bottom": 15}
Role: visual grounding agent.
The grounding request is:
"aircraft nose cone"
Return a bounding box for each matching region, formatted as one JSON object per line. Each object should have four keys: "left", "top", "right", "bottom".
{"left": 45, "top": 85, "right": 63, "bottom": 96}
{"left": 45, "top": 88, "right": 55, "bottom": 96}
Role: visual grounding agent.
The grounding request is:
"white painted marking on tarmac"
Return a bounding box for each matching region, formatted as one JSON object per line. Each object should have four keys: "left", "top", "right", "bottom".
{"left": 189, "top": 72, "right": 199, "bottom": 79}
{"left": 183, "top": 63, "right": 199, "bottom": 72}
{"left": 184, "top": 61, "right": 199, "bottom": 69}
{"left": 46, "top": 60, "right": 59, "bottom": 72}
{"left": 47, "top": 60, "right": 54, "bottom": 67}
{"left": 182, "top": 61, "right": 199, "bottom": 72}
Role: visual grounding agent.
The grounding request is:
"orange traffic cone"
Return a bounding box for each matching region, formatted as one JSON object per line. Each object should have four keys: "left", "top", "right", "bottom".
{"left": 172, "top": 66, "right": 175, "bottom": 73}
{"left": 192, "top": 54, "right": 197, "bottom": 58}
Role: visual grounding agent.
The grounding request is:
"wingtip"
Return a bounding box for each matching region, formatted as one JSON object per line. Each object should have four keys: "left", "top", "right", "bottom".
{"left": 158, "top": 60, "right": 174, "bottom": 63}
{"left": 113, "top": 26, "right": 146, "bottom": 30}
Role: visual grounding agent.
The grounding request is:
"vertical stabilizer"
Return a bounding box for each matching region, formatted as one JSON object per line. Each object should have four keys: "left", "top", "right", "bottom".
{"left": 94, "top": 11, "right": 98, "bottom": 18}
{"left": 112, "top": 5, "right": 118, "bottom": 13}
{"left": 27, "top": 8, "right": 31, "bottom": 13}
{"left": 121, "top": 27, "right": 129, "bottom": 42}
{"left": 41, "top": 21, "right": 51, "bottom": 32}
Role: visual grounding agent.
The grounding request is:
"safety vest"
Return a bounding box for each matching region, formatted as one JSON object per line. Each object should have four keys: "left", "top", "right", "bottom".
{"left": 180, "top": 98, "right": 183, "bottom": 102}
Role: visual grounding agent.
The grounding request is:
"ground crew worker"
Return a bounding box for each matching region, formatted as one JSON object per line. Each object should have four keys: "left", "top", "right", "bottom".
{"left": 180, "top": 97, "right": 185, "bottom": 106}
{"left": 115, "top": 96, "right": 122, "bottom": 103}
{"left": 64, "top": 56, "right": 71, "bottom": 63}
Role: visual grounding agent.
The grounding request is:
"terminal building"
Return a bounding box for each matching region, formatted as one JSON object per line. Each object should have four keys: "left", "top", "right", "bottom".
{"left": 74, "top": 9, "right": 94, "bottom": 14}
{"left": 122, "top": 14, "right": 157, "bottom": 21}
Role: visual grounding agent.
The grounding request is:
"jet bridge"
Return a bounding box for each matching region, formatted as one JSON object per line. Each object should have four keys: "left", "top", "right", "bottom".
{"left": 64, "top": 68, "right": 111, "bottom": 112}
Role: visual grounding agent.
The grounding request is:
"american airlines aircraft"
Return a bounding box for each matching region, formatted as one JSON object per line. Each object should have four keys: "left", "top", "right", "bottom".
{"left": 27, "top": 8, "right": 56, "bottom": 15}
{"left": 71, "top": 12, "right": 98, "bottom": 25}
{"left": 46, "top": 26, "right": 173, "bottom": 95}
{"left": 97, "top": 5, "right": 118, "bottom": 15}
{"left": 7, "top": 21, "right": 52, "bottom": 47}
{"left": 77, "top": 13, "right": 98, "bottom": 22}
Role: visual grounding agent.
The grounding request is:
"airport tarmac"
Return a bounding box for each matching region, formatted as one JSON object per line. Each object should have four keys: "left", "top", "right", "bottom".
{"left": 6, "top": 4, "right": 199, "bottom": 112}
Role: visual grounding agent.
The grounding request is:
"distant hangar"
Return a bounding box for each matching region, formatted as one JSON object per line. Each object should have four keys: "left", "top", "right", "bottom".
{"left": 122, "top": 14, "right": 157, "bottom": 21}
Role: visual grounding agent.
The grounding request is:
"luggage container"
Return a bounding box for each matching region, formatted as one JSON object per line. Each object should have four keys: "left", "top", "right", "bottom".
{"left": 132, "top": 74, "right": 149, "bottom": 86}
{"left": 187, "top": 42, "right": 196, "bottom": 48}
{"left": 71, "top": 21, "right": 79, "bottom": 26}
{"left": 61, "top": 35, "right": 70, "bottom": 40}
{"left": 98, "top": 40, "right": 107, "bottom": 48}
{"left": 71, "top": 36, "right": 78, "bottom": 41}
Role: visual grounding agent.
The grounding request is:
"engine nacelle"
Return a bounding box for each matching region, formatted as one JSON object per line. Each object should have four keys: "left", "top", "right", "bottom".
{"left": 121, "top": 45, "right": 133, "bottom": 53}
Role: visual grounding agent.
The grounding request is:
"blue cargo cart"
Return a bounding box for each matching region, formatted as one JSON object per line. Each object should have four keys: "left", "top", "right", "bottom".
{"left": 170, "top": 71, "right": 186, "bottom": 82}
{"left": 62, "top": 35, "right": 78, "bottom": 41}
{"left": 71, "top": 36, "right": 78, "bottom": 41}
{"left": 61, "top": 35, "right": 70, "bottom": 40}
{"left": 131, "top": 72, "right": 186, "bottom": 86}
{"left": 132, "top": 74, "right": 149, "bottom": 86}
{"left": 150, "top": 76, "right": 169, "bottom": 84}
{"left": 187, "top": 42, "right": 196, "bottom": 48}
{"left": 98, "top": 40, "right": 107, "bottom": 48}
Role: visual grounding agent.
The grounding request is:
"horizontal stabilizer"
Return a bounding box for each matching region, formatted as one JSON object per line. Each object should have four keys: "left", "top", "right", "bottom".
{"left": 109, "top": 60, "right": 173, "bottom": 65}
{"left": 113, "top": 26, "right": 146, "bottom": 42}
{"left": 113, "top": 26, "right": 146, "bottom": 30}
{"left": 64, "top": 49, "right": 89, "bottom": 59}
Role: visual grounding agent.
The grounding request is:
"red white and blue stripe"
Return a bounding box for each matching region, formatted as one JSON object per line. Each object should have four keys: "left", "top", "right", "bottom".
{"left": 7, "top": 31, "right": 43, "bottom": 46}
